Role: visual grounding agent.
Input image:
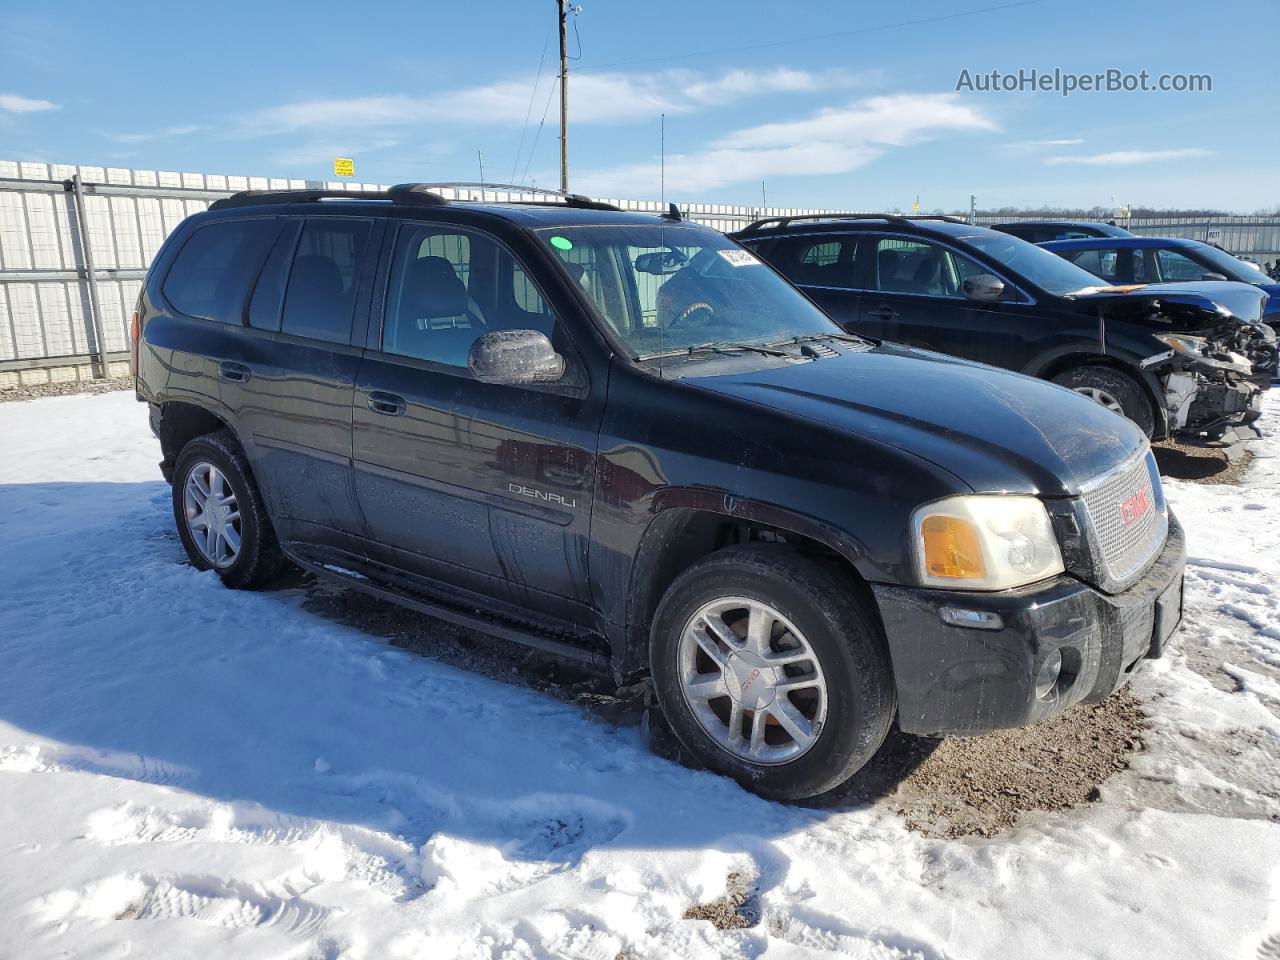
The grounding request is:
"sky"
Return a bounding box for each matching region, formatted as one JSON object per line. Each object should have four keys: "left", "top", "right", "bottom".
{"left": 0, "top": 0, "right": 1275, "bottom": 212}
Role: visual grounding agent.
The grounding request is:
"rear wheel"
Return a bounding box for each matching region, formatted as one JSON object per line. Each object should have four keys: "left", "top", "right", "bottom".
{"left": 649, "top": 545, "right": 895, "bottom": 800}
{"left": 1052, "top": 365, "right": 1155, "bottom": 437}
{"left": 172, "top": 431, "right": 283, "bottom": 589}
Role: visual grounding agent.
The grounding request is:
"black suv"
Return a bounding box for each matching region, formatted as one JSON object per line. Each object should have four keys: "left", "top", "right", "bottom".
{"left": 735, "top": 215, "right": 1268, "bottom": 445}
{"left": 134, "top": 186, "right": 1185, "bottom": 800}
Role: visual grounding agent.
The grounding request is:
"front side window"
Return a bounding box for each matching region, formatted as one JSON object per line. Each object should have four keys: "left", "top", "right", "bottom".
{"left": 381, "top": 224, "right": 558, "bottom": 368}
{"left": 962, "top": 231, "right": 1103, "bottom": 296}
{"left": 872, "top": 237, "right": 989, "bottom": 298}
{"left": 280, "top": 218, "right": 371, "bottom": 344}
{"left": 535, "top": 224, "right": 842, "bottom": 359}
{"left": 163, "top": 218, "right": 275, "bottom": 323}
{"left": 1155, "top": 248, "right": 1208, "bottom": 282}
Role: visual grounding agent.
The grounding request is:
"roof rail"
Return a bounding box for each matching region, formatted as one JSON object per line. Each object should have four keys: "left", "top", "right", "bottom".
{"left": 738, "top": 212, "right": 968, "bottom": 234}
{"left": 209, "top": 186, "right": 448, "bottom": 211}
{"left": 408, "top": 181, "right": 622, "bottom": 211}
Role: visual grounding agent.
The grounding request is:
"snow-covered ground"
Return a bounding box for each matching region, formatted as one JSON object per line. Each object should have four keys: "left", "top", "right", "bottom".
{"left": 2, "top": 391, "right": 1278, "bottom": 960}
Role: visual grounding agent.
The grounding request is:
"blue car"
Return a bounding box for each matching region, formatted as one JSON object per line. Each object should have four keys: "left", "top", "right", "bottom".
{"left": 1042, "top": 236, "right": 1280, "bottom": 329}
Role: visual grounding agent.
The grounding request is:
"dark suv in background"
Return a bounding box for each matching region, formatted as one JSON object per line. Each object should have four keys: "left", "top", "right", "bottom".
{"left": 134, "top": 186, "right": 1185, "bottom": 800}
{"left": 736, "top": 214, "right": 1269, "bottom": 445}
{"left": 990, "top": 219, "right": 1134, "bottom": 243}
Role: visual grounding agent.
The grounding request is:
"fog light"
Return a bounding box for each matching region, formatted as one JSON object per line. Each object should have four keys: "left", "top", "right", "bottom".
{"left": 1035, "top": 648, "right": 1063, "bottom": 700}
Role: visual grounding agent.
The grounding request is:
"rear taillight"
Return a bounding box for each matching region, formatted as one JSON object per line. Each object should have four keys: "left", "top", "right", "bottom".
{"left": 130, "top": 308, "right": 141, "bottom": 376}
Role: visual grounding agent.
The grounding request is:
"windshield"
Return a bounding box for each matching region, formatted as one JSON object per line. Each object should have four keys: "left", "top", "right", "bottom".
{"left": 1195, "top": 244, "right": 1272, "bottom": 283}
{"left": 534, "top": 223, "right": 843, "bottom": 358}
{"left": 962, "top": 231, "right": 1106, "bottom": 296}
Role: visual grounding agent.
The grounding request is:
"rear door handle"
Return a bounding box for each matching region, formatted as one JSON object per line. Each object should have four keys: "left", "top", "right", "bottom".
{"left": 367, "top": 391, "right": 407, "bottom": 416}
{"left": 218, "top": 361, "right": 251, "bottom": 383}
{"left": 870, "top": 305, "right": 899, "bottom": 320}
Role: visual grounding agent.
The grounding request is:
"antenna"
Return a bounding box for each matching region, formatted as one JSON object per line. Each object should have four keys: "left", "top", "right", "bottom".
{"left": 558, "top": 0, "right": 570, "bottom": 192}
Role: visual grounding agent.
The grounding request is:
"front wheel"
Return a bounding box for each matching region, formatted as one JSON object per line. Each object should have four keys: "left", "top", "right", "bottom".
{"left": 172, "top": 431, "right": 283, "bottom": 589}
{"left": 1052, "top": 365, "right": 1155, "bottom": 437}
{"left": 649, "top": 546, "right": 895, "bottom": 800}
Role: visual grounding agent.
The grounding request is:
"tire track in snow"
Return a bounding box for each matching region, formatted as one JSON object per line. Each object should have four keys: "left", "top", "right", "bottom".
{"left": 0, "top": 743, "right": 192, "bottom": 786}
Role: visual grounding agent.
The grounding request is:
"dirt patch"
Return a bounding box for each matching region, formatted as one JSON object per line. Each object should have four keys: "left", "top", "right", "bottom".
{"left": 682, "top": 872, "right": 759, "bottom": 930}
{"left": 0, "top": 376, "right": 133, "bottom": 402}
{"left": 1154, "top": 439, "right": 1252, "bottom": 484}
{"left": 871, "top": 690, "right": 1146, "bottom": 838}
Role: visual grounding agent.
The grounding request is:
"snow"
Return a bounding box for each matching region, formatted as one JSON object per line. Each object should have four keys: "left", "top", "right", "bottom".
{"left": 1, "top": 390, "right": 1279, "bottom": 960}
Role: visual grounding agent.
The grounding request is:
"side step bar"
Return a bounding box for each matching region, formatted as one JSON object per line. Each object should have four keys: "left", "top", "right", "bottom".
{"left": 291, "top": 554, "right": 609, "bottom": 668}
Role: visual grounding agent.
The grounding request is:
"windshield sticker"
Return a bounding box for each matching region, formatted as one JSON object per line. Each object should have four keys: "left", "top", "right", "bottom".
{"left": 718, "top": 248, "right": 760, "bottom": 267}
{"left": 550, "top": 236, "right": 573, "bottom": 251}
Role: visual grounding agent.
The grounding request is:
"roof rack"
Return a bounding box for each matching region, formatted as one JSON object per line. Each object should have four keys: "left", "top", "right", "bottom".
{"left": 209, "top": 185, "right": 449, "bottom": 211}
{"left": 738, "top": 213, "right": 969, "bottom": 234}
{"left": 207, "top": 181, "right": 623, "bottom": 213}
{"left": 411, "top": 182, "right": 622, "bottom": 212}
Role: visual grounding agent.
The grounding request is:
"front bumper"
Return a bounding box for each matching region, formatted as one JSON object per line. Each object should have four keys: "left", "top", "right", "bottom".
{"left": 871, "top": 515, "right": 1185, "bottom": 737}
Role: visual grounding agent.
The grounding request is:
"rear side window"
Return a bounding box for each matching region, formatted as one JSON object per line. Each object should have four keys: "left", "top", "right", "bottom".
{"left": 280, "top": 218, "right": 372, "bottom": 344}
{"left": 163, "top": 219, "right": 274, "bottom": 323}
{"left": 767, "top": 235, "right": 859, "bottom": 288}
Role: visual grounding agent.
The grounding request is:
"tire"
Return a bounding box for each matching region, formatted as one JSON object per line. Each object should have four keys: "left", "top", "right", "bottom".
{"left": 172, "top": 430, "right": 283, "bottom": 589}
{"left": 1052, "top": 365, "right": 1155, "bottom": 437}
{"left": 649, "top": 545, "right": 895, "bottom": 801}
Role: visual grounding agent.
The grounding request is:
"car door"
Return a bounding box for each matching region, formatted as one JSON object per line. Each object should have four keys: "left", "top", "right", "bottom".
{"left": 746, "top": 234, "right": 863, "bottom": 328}
{"left": 352, "top": 218, "right": 600, "bottom": 620}
{"left": 217, "top": 215, "right": 380, "bottom": 550}
{"left": 861, "top": 234, "right": 1035, "bottom": 370}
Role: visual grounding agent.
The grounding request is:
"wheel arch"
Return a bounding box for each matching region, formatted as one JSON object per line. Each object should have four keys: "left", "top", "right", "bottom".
{"left": 614, "top": 501, "right": 879, "bottom": 679}
{"left": 1029, "top": 351, "right": 1166, "bottom": 437}
{"left": 153, "top": 399, "right": 239, "bottom": 483}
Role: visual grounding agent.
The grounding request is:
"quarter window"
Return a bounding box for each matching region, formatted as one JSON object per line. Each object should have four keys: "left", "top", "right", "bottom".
{"left": 280, "top": 218, "right": 372, "bottom": 344}
{"left": 163, "top": 218, "right": 275, "bottom": 323}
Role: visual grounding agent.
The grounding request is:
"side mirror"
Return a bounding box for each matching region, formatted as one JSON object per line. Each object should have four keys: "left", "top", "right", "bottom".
{"left": 468, "top": 330, "right": 565, "bottom": 385}
{"left": 1200, "top": 272, "right": 1229, "bottom": 282}
{"left": 963, "top": 273, "right": 1005, "bottom": 302}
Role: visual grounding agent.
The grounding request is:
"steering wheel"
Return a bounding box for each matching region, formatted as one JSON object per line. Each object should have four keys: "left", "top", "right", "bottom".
{"left": 667, "top": 301, "right": 718, "bottom": 329}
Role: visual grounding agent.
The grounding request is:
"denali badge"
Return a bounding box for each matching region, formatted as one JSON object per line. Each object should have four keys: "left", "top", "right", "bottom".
{"left": 1119, "top": 483, "right": 1153, "bottom": 527}
{"left": 508, "top": 483, "right": 576, "bottom": 509}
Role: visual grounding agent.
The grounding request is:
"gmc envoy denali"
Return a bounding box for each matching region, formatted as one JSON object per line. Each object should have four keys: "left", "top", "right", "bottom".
{"left": 132, "top": 183, "right": 1185, "bottom": 800}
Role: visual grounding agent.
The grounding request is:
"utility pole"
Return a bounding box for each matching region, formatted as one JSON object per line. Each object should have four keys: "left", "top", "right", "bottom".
{"left": 558, "top": 0, "right": 569, "bottom": 193}
{"left": 969, "top": 194, "right": 977, "bottom": 225}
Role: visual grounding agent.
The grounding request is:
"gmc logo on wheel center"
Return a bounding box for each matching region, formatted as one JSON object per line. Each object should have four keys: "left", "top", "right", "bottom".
{"left": 1119, "top": 483, "right": 1154, "bottom": 527}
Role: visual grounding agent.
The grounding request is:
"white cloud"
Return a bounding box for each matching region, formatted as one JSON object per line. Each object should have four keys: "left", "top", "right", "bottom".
{"left": 575, "top": 92, "right": 997, "bottom": 194}
{"left": 1044, "top": 148, "right": 1213, "bottom": 166}
{"left": 242, "top": 67, "right": 860, "bottom": 135}
{"left": 107, "top": 124, "right": 203, "bottom": 144}
{"left": 0, "top": 92, "right": 59, "bottom": 113}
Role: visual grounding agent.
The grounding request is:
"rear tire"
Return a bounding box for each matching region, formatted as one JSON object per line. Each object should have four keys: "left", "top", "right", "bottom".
{"left": 649, "top": 545, "right": 895, "bottom": 801}
{"left": 172, "top": 431, "right": 283, "bottom": 589}
{"left": 1052, "top": 365, "right": 1155, "bottom": 437}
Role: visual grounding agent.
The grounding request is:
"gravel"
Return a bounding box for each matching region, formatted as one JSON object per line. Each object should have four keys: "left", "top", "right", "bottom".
{"left": 0, "top": 377, "right": 133, "bottom": 402}
{"left": 1154, "top": 437, "right": 1254, "bottom": 484}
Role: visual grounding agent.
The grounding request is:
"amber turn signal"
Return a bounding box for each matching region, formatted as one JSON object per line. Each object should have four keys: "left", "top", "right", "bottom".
{"left": 920, "top": 515, "right": 987, "bottom": 581}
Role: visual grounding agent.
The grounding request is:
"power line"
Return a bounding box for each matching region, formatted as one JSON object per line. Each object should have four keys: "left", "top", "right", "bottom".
{"left": 520, "top": 74, "right": 561, "bottom": 186}
{"left": 510, "top": 26, "right": 553, "bottom": 182}
{"left": 575, "top": 0, "right": 1045, "bottom": 72}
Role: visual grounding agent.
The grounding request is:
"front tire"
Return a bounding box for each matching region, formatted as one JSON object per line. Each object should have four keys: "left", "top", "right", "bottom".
{"left": 172, "top": 431, "right": 283, "bottom": 589}
{"left": 649, "top": 545, "right": 895, "bottom": 800}
{"left": 1052, "top": 365, "right": 1155, "bottom": 437}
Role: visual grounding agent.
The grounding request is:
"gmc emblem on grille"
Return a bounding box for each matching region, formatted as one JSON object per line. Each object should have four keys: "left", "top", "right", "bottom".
{"left": 1119, "top": 483, "right": 1153, "bottom": 527}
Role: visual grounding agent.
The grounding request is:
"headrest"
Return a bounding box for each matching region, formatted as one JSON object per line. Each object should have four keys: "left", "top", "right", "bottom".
{"left": 290, "top": 255, "right": 343, "bottom": 298}
{"left": 402, "top": 255, "right": 467, "bottom": 319}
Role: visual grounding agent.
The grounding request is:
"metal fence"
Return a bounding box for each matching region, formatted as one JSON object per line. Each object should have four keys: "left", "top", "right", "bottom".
{"left": 2, "top": 158, "right": 1277, "bottom": 383}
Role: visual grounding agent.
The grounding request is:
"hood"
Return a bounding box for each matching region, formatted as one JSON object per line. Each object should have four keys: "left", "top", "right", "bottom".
{"left": 1068, "top": 280, "right": 1267, "bottom": 330}
{"left": 687, "top": 343, "right": 1146, "bottom": 497}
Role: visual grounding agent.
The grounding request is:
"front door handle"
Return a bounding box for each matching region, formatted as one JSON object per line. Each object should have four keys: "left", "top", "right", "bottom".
{"left": 218, "top": 361, "right": 251, "bottom": 383}
{"left": 367, "top": 391, "right": 407, "bottom": 416}
{"left": 869, "top": 305, "right": 899, "bottom": 320}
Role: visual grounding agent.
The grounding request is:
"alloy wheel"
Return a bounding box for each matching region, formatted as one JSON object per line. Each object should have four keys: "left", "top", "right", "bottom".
{"left": 182, "top": 461, "right": 241, "bottom": 568}
{"left": 1074, "top": 386, "right": 1125, "bottom": 415}
{"left": 678, "top": 596, "right": 828, "bottom": 765}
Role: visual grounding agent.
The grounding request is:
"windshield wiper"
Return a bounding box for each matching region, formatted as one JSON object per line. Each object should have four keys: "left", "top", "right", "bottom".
{"left": 772, "top": 332, "right": 871, "bottom": 348}
{"left": 637, "top": 341, "right": 791, "bottom": 361}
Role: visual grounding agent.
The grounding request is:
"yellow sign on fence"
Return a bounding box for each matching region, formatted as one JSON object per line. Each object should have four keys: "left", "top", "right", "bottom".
{"left": 333, "top": 157, "right": 354, "bottom": 178}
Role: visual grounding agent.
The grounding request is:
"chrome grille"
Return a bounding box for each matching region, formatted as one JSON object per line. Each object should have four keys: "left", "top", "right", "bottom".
{"left": 1080, "top": 449, "right": 1167, "bottom": 587}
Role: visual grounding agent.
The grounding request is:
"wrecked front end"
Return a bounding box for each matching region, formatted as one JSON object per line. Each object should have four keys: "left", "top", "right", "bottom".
{"left": 1075, "top": 282, "right": 1275, "bottom": 446}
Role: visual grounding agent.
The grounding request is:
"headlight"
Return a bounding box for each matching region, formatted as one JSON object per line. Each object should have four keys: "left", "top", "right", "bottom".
{"left": 912, "top": 495, "right": 1064, "bottom": 591}
{"left": 1154, "top": 333, "right": 1207, "bottom": 356}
